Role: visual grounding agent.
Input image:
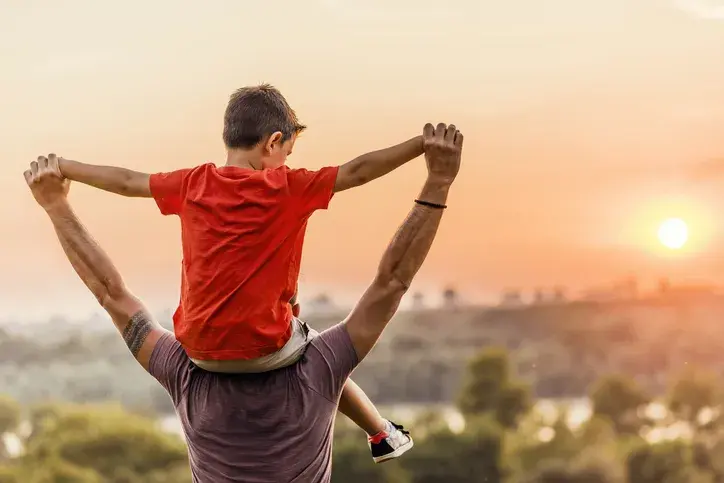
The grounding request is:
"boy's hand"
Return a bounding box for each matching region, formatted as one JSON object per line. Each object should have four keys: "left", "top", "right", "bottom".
{"left": 423, "top": 123, "right": 463, "bottom": 185}
{"left": 24, "top": 154, "right": 71, "bottom": 211}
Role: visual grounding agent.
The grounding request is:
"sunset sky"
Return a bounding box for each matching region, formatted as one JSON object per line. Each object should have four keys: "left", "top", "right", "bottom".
{"left": 3, "top": 0, "right": 724, "bottom": 319}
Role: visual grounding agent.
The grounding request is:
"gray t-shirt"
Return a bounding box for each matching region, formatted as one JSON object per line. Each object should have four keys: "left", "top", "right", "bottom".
{"left": 149, "top": 323, "right": 359, "bottom": 483}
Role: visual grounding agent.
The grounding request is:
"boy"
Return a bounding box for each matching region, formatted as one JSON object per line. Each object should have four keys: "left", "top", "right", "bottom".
{"left": 56, "top": 84, "right": 424, "bottom": 462}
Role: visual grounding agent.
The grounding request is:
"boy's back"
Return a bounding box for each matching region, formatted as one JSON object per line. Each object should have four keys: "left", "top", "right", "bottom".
{"left": 149, "top": 162, "right": 338, "bottom": 361}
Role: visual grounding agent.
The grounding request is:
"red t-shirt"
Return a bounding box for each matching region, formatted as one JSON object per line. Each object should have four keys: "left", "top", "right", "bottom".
{"left": 149, "top": 163, "right": 339, "bottom": 361}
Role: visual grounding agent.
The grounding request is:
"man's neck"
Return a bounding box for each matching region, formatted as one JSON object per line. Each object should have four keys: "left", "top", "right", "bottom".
{"left": 225, "top": 149, "right": 263, "bottom": 170}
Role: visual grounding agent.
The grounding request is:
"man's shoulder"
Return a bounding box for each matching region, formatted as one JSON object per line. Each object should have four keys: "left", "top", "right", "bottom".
{"left": 302, "top": 324, "right": 359, "bottom": 373}
{"left": 294, "top": 323, "right": 359, "bottom": 403}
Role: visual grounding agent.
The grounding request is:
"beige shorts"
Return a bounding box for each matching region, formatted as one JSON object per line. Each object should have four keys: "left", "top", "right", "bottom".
{"left": 191, "top": 318, "right": 319, "bottom": 374}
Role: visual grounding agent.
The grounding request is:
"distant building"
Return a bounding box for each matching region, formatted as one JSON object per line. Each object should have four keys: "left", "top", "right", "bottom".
{"left": 442, "top": 287, "right": 458, "bottom": 309}
{"left": 411, "top": 292, "right": 425, "bottom": 310}
{"left": 658, "top": 278, "right": 671, "bottom": 295}
{"left": 500, "top": 290, "right": 523, "bottom": 307}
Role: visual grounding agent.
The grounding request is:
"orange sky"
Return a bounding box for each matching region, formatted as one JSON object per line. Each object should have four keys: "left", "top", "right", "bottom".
{"left": 3, "top": 0, "right": 724, "bottom": 318}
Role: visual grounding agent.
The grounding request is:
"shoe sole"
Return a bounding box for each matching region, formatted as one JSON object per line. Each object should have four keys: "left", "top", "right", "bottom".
{"left": 372, "top": 438, "right": 414, "bottom": 464}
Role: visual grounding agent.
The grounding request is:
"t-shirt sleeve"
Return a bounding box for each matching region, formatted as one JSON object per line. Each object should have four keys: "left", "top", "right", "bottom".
{"left": 299, "top": 323, "right": 360, "bottom": 403}
{"left": 148, "top": 332, "right": 192, "bottom": 405}
{"left": 286, "top": 166, "right": 339, "bottom": 217}
{"left": 149, "top": 168, "right": 191, "bottom": 216}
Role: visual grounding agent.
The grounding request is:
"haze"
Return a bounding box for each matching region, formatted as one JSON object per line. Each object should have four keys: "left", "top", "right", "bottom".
{"left": 3, "top": 0, "right": 724, "bottom": 319}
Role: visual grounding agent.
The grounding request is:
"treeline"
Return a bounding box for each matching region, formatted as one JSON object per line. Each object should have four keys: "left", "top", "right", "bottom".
{"left": 1, "top": 345, "right": 724, "bottom": 482}
{"left": 8, "top": 299, "right": 724, "bottom": 411}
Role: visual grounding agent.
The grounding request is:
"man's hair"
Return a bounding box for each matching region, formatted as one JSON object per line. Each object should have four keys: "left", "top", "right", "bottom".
{"left": 223, "top": 84, "right": 306, "bottom": 149}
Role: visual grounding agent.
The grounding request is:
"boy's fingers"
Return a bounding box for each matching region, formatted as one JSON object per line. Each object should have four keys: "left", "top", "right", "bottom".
{"left": 435, "top": 123, "right": 447, "bottom": 139}
{"left": 423, "top": 123, "right": 434, "bottom": 139}
{"left": 23, "top": 170, "right": 32, "bottom": 185}
{"left": 30, "top": 161, "right": 39, "bottom": 175}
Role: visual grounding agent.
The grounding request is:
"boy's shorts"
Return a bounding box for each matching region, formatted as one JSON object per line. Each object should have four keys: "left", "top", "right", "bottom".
{"left": 191, "top": 318, "right": 319, "bottom": 374}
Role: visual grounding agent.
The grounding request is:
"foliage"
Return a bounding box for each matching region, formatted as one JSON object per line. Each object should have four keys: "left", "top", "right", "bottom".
{"left": 0, "top": 402, "right": 190, "bottom": 482}
{"left": 0, "top": 397, "right": 20, "bottom": 435}
{"left": 458, "top": 347, "right": 531, "bottom": 429}
{"left": 2, "top": 334, "right": 724, "bottom": 481}
{"left": 668, "top": 367, "right": 722, "bottom": 429}
{"left": 590, "top": 374, "right": 651, "bottom": 434}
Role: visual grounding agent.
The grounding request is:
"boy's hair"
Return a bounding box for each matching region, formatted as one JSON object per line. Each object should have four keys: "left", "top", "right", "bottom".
{"left": 223, "top": 84, "right": 306, "bottom": 149}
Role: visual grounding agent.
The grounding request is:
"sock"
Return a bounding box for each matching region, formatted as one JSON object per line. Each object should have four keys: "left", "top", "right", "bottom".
{"left": 368, "top": 420, "right": 393, "bottom": 443}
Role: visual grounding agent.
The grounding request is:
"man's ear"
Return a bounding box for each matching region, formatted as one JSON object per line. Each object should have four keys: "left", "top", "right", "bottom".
{"left": 264, "top": 131, "right": 284, "bottom": 154}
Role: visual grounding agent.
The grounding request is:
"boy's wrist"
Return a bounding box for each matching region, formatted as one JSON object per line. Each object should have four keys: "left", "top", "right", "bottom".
{"left": 57, "top": 157, "right": 75, "bottom": 179}
{"left": 413, "top": 135, "right": 424, "bottom": 156}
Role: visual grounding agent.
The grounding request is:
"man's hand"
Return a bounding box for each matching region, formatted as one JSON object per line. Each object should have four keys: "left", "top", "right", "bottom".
{"left": 423, "top": 123, "right": 463, "bottom": 185}
{"left": 24, "top": 154, "right": 71, "bottom": 210}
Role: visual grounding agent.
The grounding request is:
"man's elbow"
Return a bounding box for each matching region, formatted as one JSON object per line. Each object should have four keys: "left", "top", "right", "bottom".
{"left": 371, "top": 272, "right": 410, "bottom": 301}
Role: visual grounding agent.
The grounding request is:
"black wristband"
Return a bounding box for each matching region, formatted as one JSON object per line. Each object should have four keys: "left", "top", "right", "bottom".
{"left": 415, "top": 199, "right": 447, "bottom": 209}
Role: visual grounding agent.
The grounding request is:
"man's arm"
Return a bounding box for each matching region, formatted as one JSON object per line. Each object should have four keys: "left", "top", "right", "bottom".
{"left": 59, "top": 158, "right": 152, "bottom": 197}
{"left": 45, "top": 201, "right": 167, "bottom": 369}
{"left": 333, "top": 136, "right": 423, "bottom": 192}
{"left": 344, "top": 123, "right": 462, "bottom": 359}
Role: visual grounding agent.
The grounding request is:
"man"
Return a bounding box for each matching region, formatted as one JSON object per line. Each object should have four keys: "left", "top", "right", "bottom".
{"left": 24, "top": 122, "right": 462, "bottom": 482}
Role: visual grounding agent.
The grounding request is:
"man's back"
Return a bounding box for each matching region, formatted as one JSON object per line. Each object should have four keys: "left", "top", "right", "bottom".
{"left": 149, "top": 323, "right": 359, "bottom": 483}
{"left": 149, "top": 163, "right": 339, "bottom": 361}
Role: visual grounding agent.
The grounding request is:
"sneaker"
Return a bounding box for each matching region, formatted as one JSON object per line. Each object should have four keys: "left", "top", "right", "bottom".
{"left": 368, "top": 420, "right": 414, "bottom": 463}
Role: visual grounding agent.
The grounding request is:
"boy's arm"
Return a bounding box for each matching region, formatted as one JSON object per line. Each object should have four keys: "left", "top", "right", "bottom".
{"left": 333, "top": 135, "right": 423, "bottom": 193}
{"left": 59, "top": 158, "right": 152, "bottom": 197}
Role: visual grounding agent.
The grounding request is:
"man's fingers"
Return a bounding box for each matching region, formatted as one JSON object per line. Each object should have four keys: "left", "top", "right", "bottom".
{"left": 23, "top": 170, "right": 32, "bottom": 185}
{"left": 30, "top": 161, "right": 39, "bottom": 175}
{"left": 423, "top": 123, "right": 434, "bottom": 139}
{"left": 455, "top": 130, "right": 464, "bottom": 147}
{"left": 47, "top": 153, "right": 59, "bottom": 171}
{"left": 37, "top": 156, "right": 48, "bottom": 169}
{"left": 445, "top": 124, "right": 457, "bottom": 143}
{"left": 435, "top": 123, "right": 447, "bottom": 139}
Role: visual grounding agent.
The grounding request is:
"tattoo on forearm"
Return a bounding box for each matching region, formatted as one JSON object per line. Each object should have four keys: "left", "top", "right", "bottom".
{"left": 123, "top": 311, "right": 153, "bottom": 357}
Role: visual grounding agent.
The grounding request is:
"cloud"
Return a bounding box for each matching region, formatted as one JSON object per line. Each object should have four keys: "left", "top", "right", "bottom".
{"left": 689, "top": 158, "right": 724, "bottom": 180}
{"left": 672, "top": 0, "right": 724, "bottom": 20}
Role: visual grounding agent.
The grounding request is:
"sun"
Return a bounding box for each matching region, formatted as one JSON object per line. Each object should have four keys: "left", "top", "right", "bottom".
{"left": 657, "top": 218, "right": 689, "bottom": 250}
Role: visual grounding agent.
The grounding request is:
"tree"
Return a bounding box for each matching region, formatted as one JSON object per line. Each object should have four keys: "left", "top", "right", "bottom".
{"left": 526, "top": 461, "right": 615, "bottom": 483}
{"left": 0, "top": 397, "right": 20, "bottom": 461}
{"left": 458, "top": 347, "right": 531, "bottom": 429}
{"left": 626, "top": 441, "right": 698, "bottom": 483}
{"left": 400, "top": 416, "right": 505, "bottom": 483}
{"left": 0, "top": 397, "right": 20, "bottom": 436}
{"left": 668, "top": 367, "right": 722, "bottom": 429}
{"left": 590, "top": 374, "right": 650, "bottom": 434}
{"left": 17, "top": 403, "right": 191, "bottom": 482}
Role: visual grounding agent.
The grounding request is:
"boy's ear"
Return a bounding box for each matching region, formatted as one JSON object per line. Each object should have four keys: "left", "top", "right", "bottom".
{"left": 264, "top": 131, "right": 284, "bottom": 153}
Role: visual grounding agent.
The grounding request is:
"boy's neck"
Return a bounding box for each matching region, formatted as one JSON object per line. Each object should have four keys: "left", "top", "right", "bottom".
{"left": 225, "top": 148, "right": 263, "bottom": 170}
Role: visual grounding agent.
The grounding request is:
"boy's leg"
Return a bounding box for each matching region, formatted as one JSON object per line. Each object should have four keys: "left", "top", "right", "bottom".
{"left": 338, "top": 378, "right": 414, "bottom": 463}
{"left": 338, "top": 378, "right": 386, "bottom": 435}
